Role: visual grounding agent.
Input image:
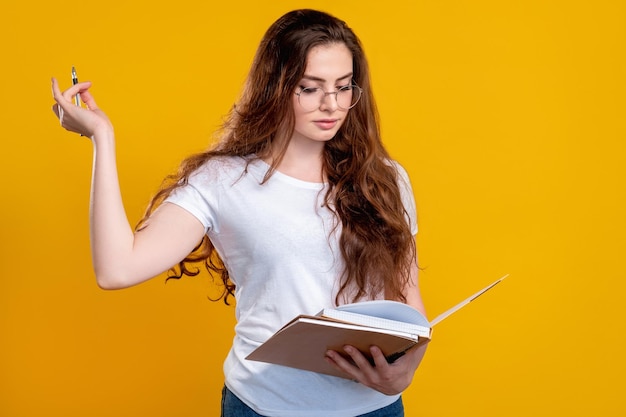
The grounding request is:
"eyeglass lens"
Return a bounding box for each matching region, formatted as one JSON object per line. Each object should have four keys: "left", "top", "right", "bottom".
{"left": 297, "top": 86, "right": 362, "bottom": 111}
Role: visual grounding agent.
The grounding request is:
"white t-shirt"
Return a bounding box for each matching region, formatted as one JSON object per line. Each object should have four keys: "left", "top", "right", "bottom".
{"left": 166, "top": 156, "right": 417, "bottom": 416}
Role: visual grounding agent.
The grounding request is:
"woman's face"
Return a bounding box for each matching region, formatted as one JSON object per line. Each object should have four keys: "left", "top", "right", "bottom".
{"left": 290, "top": 42, "right": 354, "bottom": 148}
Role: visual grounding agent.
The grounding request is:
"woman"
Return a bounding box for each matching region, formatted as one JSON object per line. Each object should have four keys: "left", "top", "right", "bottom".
{"left": 51, "top": 9, "right": 427, "bottom": 417}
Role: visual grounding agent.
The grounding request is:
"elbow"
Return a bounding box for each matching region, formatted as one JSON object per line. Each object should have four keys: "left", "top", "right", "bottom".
{"left": 96, "top": 277, "right": 126, "bottom": 290}
{"left": 94, "top": 270, "right": 140, "bottom": 290}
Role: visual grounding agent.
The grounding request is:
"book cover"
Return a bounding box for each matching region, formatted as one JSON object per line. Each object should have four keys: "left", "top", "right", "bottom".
{"left": 245, "top": 315, "right": 427, "bottom": 378}
{"left": 246, "top": 274, "right": 508, "bottom": 378}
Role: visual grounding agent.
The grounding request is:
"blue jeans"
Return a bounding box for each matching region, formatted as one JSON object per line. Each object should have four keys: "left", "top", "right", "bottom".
{"left": 220, "top": 386, "right": 404, "bottom": 417}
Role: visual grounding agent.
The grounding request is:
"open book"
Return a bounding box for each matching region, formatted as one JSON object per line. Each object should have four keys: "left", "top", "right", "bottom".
{"left": 246, "top": 274, "right": 508, "bottom": 378}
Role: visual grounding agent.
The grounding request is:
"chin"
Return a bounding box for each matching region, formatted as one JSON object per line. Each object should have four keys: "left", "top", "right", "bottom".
{"left": 318, "top": 129, "right": 342, "bottom": 141}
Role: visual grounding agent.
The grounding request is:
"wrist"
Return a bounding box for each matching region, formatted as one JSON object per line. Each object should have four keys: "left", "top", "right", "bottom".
{"left": 90, "top": 125, "right": 115, "bottom": 147}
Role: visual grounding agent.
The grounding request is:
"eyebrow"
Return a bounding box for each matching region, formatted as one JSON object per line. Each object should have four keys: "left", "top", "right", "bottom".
{"left": 301, "top": 72, "right": 353, "bottom": 83}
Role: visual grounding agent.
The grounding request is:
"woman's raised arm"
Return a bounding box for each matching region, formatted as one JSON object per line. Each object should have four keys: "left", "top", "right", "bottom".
{"left": 51, "top": 78, "right": 205, "bottom": 289}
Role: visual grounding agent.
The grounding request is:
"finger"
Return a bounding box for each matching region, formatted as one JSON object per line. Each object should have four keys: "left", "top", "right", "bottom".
{"left": 78, "top": 89, "right": 99, "bottom": 111}
{"left": 64, "top": 81, "right": 92, "bottom": 105}
{"left": 369, "top": 346, "right": 390, "bottom": 369}
{"left": 324, "top": 350, "right": 360, "bottom": 379}
{"left": 51, "top": 77, "right": 63, "bottom": 101}
{"left": 51, "top": 77, "right": 74, "bottom": 114}
{"left": 343, "top": 345, "right": 375, "bottom": 370}
{"left": 52, "top": 77, "right": 92, "bottom": 104}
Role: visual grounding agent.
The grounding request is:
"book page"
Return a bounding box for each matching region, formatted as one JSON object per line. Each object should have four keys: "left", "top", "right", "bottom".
{"left": 430, "top": 274, "right": 509, "bottom": 326}
{"left": 335, "top": 299, "right": 430, "bottom": 327}
{"left": 320, "top": 309, "right": 431, "bottom": 338}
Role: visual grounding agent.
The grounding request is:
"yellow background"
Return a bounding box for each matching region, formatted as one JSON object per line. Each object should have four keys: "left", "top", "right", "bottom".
{"left": 1, "top": 0, "right": 625, "bottom": 415}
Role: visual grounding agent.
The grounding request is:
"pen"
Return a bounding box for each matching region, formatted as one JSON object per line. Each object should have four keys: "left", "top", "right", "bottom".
{"left": 71, "top": 66, "right": 81, "bottom": 107}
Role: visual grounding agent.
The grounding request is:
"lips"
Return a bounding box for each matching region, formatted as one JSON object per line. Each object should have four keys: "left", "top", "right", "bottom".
{"left": 313, "top": 119, "right": 338, "bottom": 130}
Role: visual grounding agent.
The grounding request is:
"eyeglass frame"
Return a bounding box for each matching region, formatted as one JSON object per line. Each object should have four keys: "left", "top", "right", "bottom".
{"left": 294, "top": 84, "right": 363, "bottom": 111}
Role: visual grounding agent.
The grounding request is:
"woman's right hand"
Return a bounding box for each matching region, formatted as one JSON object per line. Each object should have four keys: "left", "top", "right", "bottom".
{"left": 51, "top": 77, "right": 113, "bottom": 139}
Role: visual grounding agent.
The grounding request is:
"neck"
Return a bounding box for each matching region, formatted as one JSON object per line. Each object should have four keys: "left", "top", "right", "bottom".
{"left": 273, "top": 137, "right": 326, "bottom": 182}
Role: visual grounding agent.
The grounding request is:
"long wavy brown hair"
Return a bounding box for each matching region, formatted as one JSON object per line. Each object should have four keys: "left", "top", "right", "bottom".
{"left": 137, "top": 9, "right": 416, "bottom": 305}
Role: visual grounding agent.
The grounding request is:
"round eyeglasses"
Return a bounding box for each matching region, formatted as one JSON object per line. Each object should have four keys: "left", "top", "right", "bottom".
{"left": 295, "top": 84, "right": 363, "bottom": 111}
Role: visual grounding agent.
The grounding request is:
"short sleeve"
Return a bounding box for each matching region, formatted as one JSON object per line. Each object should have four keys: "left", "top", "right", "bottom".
{"left": 392, "top": 161, "right": 418, "bottom": 235}
{"left": 165, "top": 172, "right": 216, "bottom": 235}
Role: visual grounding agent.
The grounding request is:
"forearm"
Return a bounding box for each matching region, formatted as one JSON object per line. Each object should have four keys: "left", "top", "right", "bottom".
{"left": 89, "top": 130, "right": 137, "bottom": 289}
{"left": 404, "top": 260, "right": 426, "bottom": 316}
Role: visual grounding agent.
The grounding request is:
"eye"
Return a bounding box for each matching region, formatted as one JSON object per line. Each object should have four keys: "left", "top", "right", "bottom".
{"left": 337, "top": 84, "right": 354, "bottom": 92}
{"left": 299, "top": 86, "right": 320, "bottom": 95}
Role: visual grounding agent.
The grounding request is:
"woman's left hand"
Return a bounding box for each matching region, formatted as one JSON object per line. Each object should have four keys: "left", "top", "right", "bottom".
{"left": 325, "top": 342, "right": 428, "bottom": 395}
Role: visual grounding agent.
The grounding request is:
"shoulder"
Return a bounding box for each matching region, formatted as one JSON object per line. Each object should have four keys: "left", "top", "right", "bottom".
{"left": 192, "top": 155, "right": 246, "bottom": 176}
{"left": 384, "top": 158, "right": 417, "bottom": 226}
{"left": 189, "top": 155, "right": 254, "bottom": 185}
{"left": 383, "top": 158, "right": 412, "bottom": 185}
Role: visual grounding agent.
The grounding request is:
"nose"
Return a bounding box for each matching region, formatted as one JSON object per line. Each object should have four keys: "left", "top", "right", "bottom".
{"left": 319, "top": 92, "right": 339, "bottom": 111}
